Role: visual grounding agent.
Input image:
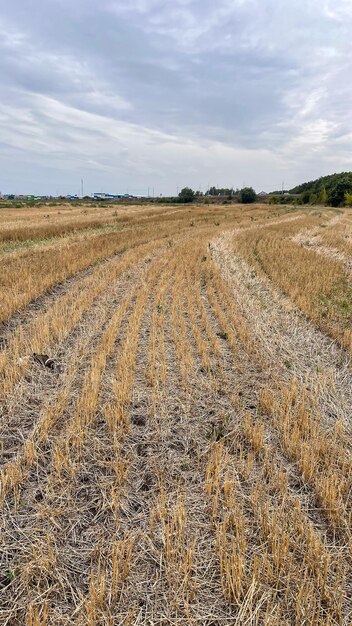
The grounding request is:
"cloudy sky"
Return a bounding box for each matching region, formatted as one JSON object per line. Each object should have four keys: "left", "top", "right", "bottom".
{"left": 1, "top": 0, "right": 351, "bottom": 196}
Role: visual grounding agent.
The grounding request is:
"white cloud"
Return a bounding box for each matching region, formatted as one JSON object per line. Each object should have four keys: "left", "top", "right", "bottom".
{"left": 322, "top": 0, "right": 352, "bottom": 21}
{"left": 0, "top": 91, "right": 285, "bottom": 192}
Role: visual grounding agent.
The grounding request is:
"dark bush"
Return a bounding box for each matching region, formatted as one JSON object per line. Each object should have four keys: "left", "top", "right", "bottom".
{"left": 178, "top": 187, "right": 195, "bottom": 203}
{"left": 238, "top": 187, "right": 256, "bottom": 203}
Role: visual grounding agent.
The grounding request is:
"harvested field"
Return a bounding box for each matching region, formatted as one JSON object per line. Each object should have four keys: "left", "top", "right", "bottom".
{"left": 0, "top": 202, "right": 351, "bottom": 625}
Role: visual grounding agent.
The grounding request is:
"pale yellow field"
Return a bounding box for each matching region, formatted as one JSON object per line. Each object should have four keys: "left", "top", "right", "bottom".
{"left": 0, "top": 202, "right": 351, "bottom": 625}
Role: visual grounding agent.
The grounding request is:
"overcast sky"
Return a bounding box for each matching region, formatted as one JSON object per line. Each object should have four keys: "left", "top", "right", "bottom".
{"left": 1, "top": 0, "right": 351, "bottom": 196}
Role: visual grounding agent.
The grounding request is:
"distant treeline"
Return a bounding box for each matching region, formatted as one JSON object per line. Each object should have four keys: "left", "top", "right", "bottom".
{"left": 3, "top": 173, "right": 352, "bottom": 209}
{"left": 184, "top": 174, "right": 352, "bottom": 207}
{"left": 175, "top": 186, "right": 257, "bottom": 204}
{"left": 271, "top": 172, "right": 352, "bottom": 207}
{"left": 206, "top": 187, "right": 237, "bottom": 196}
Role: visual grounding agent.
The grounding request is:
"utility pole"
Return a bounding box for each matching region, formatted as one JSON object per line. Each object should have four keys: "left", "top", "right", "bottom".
{"left": 81, "top": 178, "right": 84, "bottom": 198}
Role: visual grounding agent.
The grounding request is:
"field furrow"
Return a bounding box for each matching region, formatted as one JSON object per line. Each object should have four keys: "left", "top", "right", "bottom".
{"left": 199, "top": 254, "right": 351, "bottom": 622}
{"left": 0, "top": 251, "right": 169, "bottom": 624}
{"left": 211, "top": 231, "right": 352, "bottom": 426}
{"left": 0, "top": 249, "right": 159, "bottom": 472}
{"left": 0, "top": 239, "right": 167, "bottom": 401}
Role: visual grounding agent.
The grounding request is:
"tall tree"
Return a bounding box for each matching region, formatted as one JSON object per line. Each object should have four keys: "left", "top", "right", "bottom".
{"left": 178, "top": 187, "right": 195, "bottom": 203}
{"left": 239, "top": 187, "right": 256, "bottom": 203}
{"left": 319, "top": 187, "right": 328, "bottom": 205}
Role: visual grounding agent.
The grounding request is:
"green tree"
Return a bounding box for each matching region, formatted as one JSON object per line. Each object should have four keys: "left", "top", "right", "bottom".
{"left": 206, "top": 186, "right": 235, "bottom": 196}
{"left": 345, "top": 192, "right": 352, "bottom": 206}
{"left": 301, "top": 190, "right": 311, "bottom": 204}
{"left": 328, "top": 178, "right": 352, "bottom": 207}
{"left": 178, "top": 187, "right": 195, "bottom": 203}
{"left": 239, "top": 187, "right": 256, "bottom": 203}
{"left": 319, "top": 187, "right": 328, "bottom": 205}
{"left": 268, "top": 195, "right": 278, "bottom": 204}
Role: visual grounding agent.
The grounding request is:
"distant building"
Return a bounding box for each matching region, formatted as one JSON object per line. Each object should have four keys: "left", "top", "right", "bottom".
{"left": 93, "top": 192, "right": 133, "bottom": 200}
{"left": 14, "top": 194, "right": 37, "bottom": 200}
{"left": 257, "top": 191, "right": 268, "bottom": 196}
